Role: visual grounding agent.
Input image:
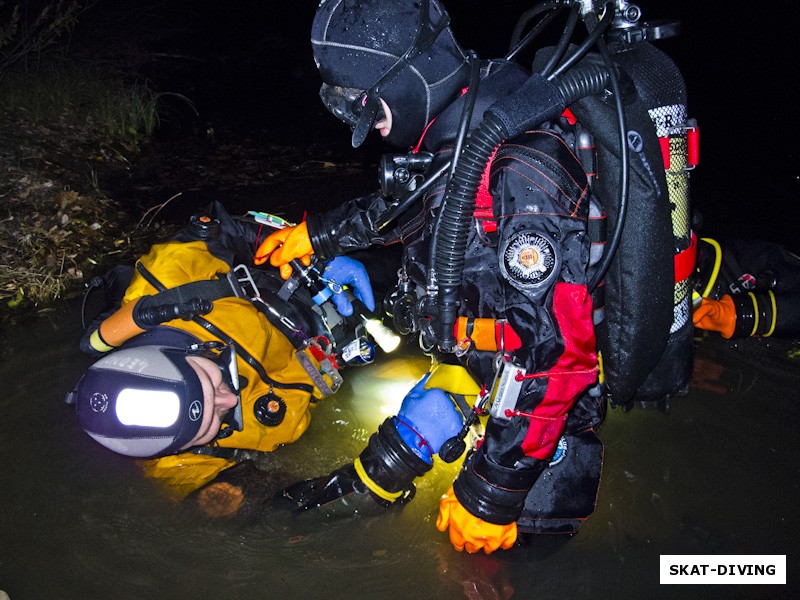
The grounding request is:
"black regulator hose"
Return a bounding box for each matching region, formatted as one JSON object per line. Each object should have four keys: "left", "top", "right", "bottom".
{"left": 548, "top": 2, "right": 614, "bottom": 79}
{"left": 538, "top": 4, "right": 580, "bottom": 78}
{"left": 507, "top": 1, "right": 564, "bottom": 62}
{"left": 430, "top": 59, "right": 614, "bottom": 351}
{"left": 449, "top": 51, "right": 481, "bottom": 182}
{"left": 81, "top": 276, "right": 105, "bottom": 329}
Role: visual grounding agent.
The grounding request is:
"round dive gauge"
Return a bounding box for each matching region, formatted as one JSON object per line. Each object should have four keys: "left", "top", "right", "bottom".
{"left": 500, "top": 231, "right": 558, "bottom": 289}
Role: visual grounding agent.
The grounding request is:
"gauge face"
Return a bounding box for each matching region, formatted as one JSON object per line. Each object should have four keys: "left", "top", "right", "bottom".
{"left": 501, "top": 231, "right": 557, "bottom": 289}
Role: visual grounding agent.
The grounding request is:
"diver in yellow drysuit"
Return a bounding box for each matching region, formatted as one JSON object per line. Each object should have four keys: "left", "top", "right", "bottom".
{"left": 67, "top": 201, "right": 377, "bottom": 517}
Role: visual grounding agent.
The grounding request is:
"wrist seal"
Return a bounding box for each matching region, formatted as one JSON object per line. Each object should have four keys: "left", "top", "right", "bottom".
{"left": 305, "top": 213, "right": 337, "bottom": 260}
{"left": 357, "top": 417, "right": 433, "bottom": 504}
{"left": 453, "top": 447, "right": 545, "bottom": 525}
{"left": 731, "top": 291, "right": 777, "bottom": 338}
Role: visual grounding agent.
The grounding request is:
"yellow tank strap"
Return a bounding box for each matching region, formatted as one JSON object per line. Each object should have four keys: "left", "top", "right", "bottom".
{"left": 424, "top": 363, "right": 481, "bottom": 398}
{"left": 353, "top": 456, "right": 403, "bottom": 502}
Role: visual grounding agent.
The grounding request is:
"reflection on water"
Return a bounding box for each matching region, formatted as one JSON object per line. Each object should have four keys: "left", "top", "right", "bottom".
{"left": 1, "top": 307, "right": 799, "bottom": 599}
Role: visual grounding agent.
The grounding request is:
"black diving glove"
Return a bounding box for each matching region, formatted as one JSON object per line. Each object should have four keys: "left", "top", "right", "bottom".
{"left": 281, "top": 463, "right": 391, "bottom": 514}
{"left": 281, "top": 417, "right": 432, "bottom": 516}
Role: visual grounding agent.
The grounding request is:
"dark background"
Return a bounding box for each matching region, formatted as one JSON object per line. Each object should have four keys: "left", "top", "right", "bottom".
{"left": 75, "top": 0, "right": 799, "bottom": 252}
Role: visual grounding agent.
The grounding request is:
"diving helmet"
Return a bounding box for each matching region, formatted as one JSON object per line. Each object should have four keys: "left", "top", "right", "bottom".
{"left": 69, "top": 337, "right": 243, "bottom": 458}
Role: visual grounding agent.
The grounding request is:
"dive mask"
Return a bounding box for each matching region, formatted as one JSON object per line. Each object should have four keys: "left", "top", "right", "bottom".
{"left": 319, "top": 84, "right": 386, "bottom": 132}
{"left": 202, "top": 341, "right": 244, "bottom": 438}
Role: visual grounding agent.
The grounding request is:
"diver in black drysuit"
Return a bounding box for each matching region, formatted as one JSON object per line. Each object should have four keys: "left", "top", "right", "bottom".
{"left": 257, "top": 0, "right": 604, "bottom": 553}
{"left": 694, "top": 237, "right": 800, "bottom": 339}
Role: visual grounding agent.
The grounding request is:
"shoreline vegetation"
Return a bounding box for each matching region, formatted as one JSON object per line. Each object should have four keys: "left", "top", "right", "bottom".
{"left": 0, "top": 1, "right": 177, "bottom": 324}
{"left": 0, "top": 1, "right": 376, "bottom": 328}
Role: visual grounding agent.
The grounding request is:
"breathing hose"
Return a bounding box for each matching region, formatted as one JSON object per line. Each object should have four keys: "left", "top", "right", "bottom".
{"left": 424, "top": 51, "right": 482, "bottom": 307}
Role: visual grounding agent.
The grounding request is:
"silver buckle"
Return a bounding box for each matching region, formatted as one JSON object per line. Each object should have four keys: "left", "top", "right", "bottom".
{"left": 233, "top": 264, "right": 260, "bottom": 299}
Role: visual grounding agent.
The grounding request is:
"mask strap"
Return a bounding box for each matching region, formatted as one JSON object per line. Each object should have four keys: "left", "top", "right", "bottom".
{"left": 351, "top": 0, "right": 451, "bottom": 147}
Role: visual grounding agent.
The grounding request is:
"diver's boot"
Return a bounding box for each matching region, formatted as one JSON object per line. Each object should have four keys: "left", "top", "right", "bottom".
{"left": 282, "top": 417, "right": 432, "bottom": 513}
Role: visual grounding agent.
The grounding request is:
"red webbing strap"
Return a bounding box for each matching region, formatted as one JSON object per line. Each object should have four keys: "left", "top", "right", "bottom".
{"left": 474, "top": 146, "right": 500, "bottom": 233}
{"left": 659, "top": 137, "right": 671, "bottom": 169}
{"left": 674, "top": 231, "right": 697, "bottom": 284}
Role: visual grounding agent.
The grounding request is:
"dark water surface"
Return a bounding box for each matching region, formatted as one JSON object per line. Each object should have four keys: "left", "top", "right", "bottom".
{"left": 1, "top": 303, "right": 799, "bottom": 599}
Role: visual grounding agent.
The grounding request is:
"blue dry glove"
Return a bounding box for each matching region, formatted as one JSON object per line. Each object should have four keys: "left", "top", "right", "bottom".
{"left": 323, "top": 256, "right": 376, "bottom": 317}
{"left": 395, "top": 374, "right": 464, "bottom": 464}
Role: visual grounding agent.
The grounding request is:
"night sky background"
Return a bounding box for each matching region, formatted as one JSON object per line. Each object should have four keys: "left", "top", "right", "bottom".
{"left": 74, "top": 0, "right": 799, "bottom": 252}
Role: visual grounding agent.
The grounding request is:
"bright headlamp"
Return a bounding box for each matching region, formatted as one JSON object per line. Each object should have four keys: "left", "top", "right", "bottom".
{"left": 115, "top": 388, "right": 183, "bottom": 427}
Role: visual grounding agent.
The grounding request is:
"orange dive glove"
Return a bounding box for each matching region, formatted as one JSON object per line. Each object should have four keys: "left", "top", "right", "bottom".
{"left": 436, "top": 486, "right": 518, "bottom": 554}
{"left": 254, "top": 221, "right": 313, "bottom": 279}
{"left": 693, "top": 295, "right": 736, "bottom": 339}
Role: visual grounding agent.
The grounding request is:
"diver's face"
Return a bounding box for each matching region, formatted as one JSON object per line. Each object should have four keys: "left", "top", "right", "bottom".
{"left": 318, "top": 84, "right": 392, "bottom": 139}
{"left": 183, "top": 356, "right": 239, "bottom": 449}
{"left": 373, "top": 98, "right": 393, "bottom": 138}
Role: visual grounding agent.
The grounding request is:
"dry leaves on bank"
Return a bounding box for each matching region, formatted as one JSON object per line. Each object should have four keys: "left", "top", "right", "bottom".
{"left": 0, "top": 170, "right": 130, "bottom": 308}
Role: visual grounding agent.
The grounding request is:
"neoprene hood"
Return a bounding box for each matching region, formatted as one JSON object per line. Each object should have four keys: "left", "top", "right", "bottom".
{"left": 311, "top": 0, "right": 471, "bottom": 148}
{"left": 72, "top": 339, "right": 243, "bottom": 458}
